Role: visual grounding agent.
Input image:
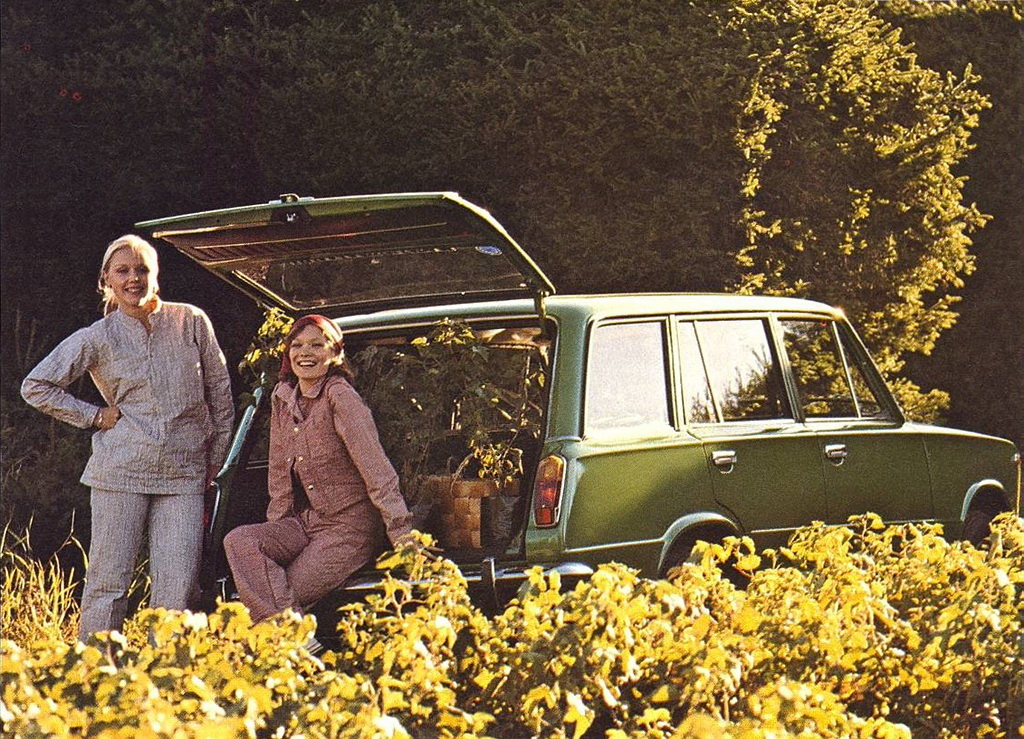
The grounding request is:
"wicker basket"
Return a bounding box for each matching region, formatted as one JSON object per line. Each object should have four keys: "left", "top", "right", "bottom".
{"left": 420, "top": 475, "right": 516, "bottom": 549}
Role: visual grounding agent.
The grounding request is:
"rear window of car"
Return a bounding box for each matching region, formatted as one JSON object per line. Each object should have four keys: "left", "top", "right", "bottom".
{"left": 585, "top": 321, "right": 673, "bottom": 435}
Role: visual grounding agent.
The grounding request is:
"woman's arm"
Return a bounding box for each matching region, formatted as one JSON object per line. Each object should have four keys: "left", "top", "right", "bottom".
{"left": 328, "top": 382, "right": 413, "bottom": 545}
{"left": 20, "top": 327, "right": 105, "bottom": 429}
{"left": 193, "top": 308, "right": 235, "bottom": 474}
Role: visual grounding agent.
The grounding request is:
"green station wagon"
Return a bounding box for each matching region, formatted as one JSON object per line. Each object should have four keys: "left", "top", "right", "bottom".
{"left": 138, "top": 192, "right": 1021, "bottom": 609}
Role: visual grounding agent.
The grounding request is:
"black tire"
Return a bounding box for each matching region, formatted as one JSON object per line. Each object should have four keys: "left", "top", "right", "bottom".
{"left": 661, "top": 536, "right": 750, "bottom": 588}
{"left": 660, "top": 539, "right": 695, "bottom": 578}
{"left": 963, "top": 506, "right": 998, "bottom": 548}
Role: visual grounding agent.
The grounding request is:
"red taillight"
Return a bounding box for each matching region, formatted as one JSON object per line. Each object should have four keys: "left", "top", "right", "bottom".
{"left": 533, "top": 454, "right": 565, "bottom": 527}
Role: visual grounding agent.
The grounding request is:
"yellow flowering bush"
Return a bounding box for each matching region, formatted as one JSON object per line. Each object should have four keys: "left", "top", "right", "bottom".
{"left": 2, "top": 515, "right": 1020, "bottom": 738}
{"left": 330, "top": 534, "right": 497, "bottom": 737}
{"left": 237, "top": 307, "right": 294, "bottom": 402}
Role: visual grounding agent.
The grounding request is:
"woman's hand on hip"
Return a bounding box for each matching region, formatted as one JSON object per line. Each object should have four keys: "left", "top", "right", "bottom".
{"left": 94, "top": 405, "right": 121, "bottom": 430}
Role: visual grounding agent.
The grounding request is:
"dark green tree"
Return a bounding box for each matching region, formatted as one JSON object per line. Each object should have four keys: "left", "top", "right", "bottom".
{"left": 729, "top": 0, "right": 990, "bottom": 419}
{"left": 878, "top": 0, "right": 1023, "bottom": 445}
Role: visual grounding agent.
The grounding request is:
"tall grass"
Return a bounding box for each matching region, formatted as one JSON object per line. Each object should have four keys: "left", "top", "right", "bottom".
{"left": 1, "top": 521, "right": 152, "bottom": 647}
{"left": 0, "top": 522, "right": 82, "bottom": 645}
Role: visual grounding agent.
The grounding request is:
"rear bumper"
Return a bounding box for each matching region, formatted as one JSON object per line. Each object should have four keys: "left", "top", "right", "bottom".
{"left": 207, "top": 558, "right": 594, "bottom": 611}
{"left": 340, "top": 558, "right": 594, "bottom": 608}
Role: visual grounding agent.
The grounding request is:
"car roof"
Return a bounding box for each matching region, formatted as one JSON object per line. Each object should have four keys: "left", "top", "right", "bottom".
{"left": 333, "top": 293, "right": 843, "bottom": 332}
{"left": 546, "top": 292, "right": 839, "bottom": 316}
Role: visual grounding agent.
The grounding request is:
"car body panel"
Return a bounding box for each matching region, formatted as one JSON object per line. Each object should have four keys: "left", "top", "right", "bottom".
{"left": 917, "top": 426, "right": 1020, "bottom": 536}
{"left": 560, "top": 435, "right": 716, "bottom": 573}
{"left": 809, "top": 423, "right": 934, "bottom": 525}
{"left": 694, "top": 426, "right": 827, "bottom": 549}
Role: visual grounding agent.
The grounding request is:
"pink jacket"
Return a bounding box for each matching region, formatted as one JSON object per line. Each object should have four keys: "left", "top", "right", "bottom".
{"left": 267, "top": 374, "right": 413, "bottom": 545}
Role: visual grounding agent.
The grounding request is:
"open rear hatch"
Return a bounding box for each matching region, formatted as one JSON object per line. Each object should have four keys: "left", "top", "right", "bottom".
{"left": 136, "top": 192, "right": 554, "bottom": 315}
{"left": 141, "top": 193, "right": 558, "bottom": 610}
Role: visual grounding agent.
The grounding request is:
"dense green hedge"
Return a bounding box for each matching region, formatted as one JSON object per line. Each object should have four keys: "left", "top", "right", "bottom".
{"left": 3, "top": 514, "right": 1021, "bottom": 737}
{"left": 877, "top": 0, "right": 1024, "bottom": 446}
{"left": 4, "top": 0, "right": 1021, "bottom": 564}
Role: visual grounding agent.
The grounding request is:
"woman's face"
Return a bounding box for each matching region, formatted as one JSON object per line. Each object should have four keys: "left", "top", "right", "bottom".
{"left": 288, "top": 324, "right": 339, "bottom": 386}
{"left": 105, "top": 248, "right": 157, "bottom": 310}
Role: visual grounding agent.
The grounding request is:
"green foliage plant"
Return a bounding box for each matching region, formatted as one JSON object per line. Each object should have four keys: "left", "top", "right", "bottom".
{"left": 353, "top": 318, "right": 544, "bottom": 492}
{"left": 877, "top": 1, "right": 1024, "bottom": 447}
{"left": 474, "top": 560, "right": 754, "bottom": 736}
{"left": 0, "top": 520, "right": 156, "bottom": 654}
{"left": 0, "top": 523, "right": 82, "bottom": 646}
{"left": 746, "top": 513, "right": 1024, "bottom": 736}
{"left": 1, "top": 604, "right": 337, "bottom": 739}
{"left": 330, "top": 532, "right": 498, "bottom": 737}
{"left": 730, "top": 0, "right": 990, "bottom": 421}
{"left": 237, "top": 307, "right": 294, "bottom": 405}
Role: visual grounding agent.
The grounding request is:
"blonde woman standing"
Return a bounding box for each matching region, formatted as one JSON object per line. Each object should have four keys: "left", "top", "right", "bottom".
{"left": 21, "top": 234, "right": 235, "bottom": 640}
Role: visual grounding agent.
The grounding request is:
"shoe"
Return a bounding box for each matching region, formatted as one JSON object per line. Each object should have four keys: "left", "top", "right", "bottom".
{"left": 303, "top": 635, "right": 324, "bottom": 656}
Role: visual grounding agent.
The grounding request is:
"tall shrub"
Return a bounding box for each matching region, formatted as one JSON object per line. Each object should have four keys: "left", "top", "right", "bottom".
{"left": 730, "top": 0, "right": 989, "bottom": 419}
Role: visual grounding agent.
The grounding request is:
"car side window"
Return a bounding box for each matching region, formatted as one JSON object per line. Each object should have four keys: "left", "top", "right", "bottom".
{"left": 585, "top": 321, "right": 672, "bottom": 434}
{"left": 836, "top": 325, "right": 889, "bottom": 419}
{"left": 780, "top": 318, "right": 890, "bottom": 420}
{"left": 692, "top": 319, "right": 789, "bottom": 422}
{"left": 678, "top": 321, "right": 716, "bottom": 423}
{"left": 780, "top": 319, "right": 857, "bottom": 418}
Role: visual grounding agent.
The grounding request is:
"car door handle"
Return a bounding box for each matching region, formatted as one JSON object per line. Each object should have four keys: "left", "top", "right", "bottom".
{"left": 712, "top": 450, "right": 737, "bottom": 469}
{"left": 824, "top": 443, "right": 848, "bottom": 464}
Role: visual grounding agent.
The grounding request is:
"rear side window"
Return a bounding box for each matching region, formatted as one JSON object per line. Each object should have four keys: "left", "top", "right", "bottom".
{"left": 585, "top": 321, "right": 672, "bottom": 434}
{"left": 682, "top": 319, "right": 789, "bottom": 422}
{"left": 780, "top": 318, "right": 890, "bottom": 420}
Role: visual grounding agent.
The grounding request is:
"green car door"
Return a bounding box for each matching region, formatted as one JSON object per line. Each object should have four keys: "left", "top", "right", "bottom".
{"left": 678, "top": 318, "right": 827, "bottom": 550}
{"left": 777, "top": 318, "right": 933, "bottom": 525}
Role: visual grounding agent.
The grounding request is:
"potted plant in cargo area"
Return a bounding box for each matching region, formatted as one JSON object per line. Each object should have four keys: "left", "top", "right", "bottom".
{"left": 352, "top": 319, "right": 544, "bottom": 550}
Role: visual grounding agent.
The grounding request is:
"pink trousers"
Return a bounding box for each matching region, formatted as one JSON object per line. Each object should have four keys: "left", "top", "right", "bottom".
{"left": 223, "top": 509, "right": 381, "bottom": 622}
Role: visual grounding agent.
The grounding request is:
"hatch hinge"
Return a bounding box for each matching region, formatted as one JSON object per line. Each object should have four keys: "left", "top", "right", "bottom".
{"left": 533, "top": 290, "right": 549, "bottom": 325}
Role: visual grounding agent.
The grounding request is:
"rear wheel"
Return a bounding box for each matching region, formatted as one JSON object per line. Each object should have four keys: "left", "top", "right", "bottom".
{"left": 660, "top": 538, "right": 696, "bottom": 578}
{"left": 661, "top": 532, "right": 749, "bottom": 588}
{"left": 963, "top": 505, "right": 999, "bottom": 547}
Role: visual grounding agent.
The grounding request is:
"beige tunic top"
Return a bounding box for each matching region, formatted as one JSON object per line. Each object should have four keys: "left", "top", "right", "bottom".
{"left": 267, "top": 374, "right": 413, "bottom": 545}
{"left": 21, "top": 301, "right": 234, "bottom": 495}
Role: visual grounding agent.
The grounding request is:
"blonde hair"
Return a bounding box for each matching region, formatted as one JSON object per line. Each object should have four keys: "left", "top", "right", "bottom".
{"left": 98, "top": 235, "right": 160, "bottom": 315}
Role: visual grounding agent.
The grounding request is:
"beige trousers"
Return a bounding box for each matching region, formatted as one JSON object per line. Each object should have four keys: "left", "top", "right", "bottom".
{"left": 80, "top": 489, "right": 203, "bottom": 639}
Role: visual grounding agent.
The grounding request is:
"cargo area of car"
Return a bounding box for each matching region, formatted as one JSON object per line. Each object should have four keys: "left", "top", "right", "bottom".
{"left": 216, "top": 316, "right": 552, "bottom": 578}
